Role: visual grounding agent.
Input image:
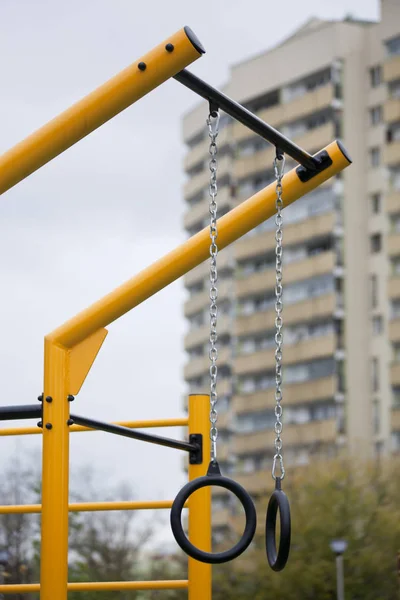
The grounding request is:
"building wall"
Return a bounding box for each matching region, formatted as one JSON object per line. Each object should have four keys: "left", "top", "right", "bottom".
{"left": 181, "top": 0, "right": 400, "bottom": 519}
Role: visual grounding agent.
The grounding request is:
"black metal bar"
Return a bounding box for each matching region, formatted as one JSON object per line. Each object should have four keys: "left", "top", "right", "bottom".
{"left": 70, "top": 414, "right": 200, "bottom": 455}
{"left": 174, "top": 69, "right": 318, "bottom": 171}
{"left": 0, "top": 405, "right": 42, "bottom": 421}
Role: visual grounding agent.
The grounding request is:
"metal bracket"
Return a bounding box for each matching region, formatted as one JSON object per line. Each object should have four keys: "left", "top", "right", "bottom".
{"left": 189, "top": 434, "right": 203, "bottom": 465}
{"left": 296, "top": 149, "right": 333, "bottom": 182}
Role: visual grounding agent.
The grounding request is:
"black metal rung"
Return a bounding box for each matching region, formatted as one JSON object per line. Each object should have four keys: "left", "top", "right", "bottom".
{"left": 70, "top": 414, "right": 200, "bottom": 454}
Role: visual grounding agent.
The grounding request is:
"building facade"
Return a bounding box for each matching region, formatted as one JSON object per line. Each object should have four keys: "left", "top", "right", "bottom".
{"left": 182, "top": 0, "right": 400, "bottom": 532}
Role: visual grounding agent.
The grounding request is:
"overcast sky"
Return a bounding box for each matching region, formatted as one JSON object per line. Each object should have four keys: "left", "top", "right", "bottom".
{"left": 0, "top": 0, "right": 378, "bottom": 545}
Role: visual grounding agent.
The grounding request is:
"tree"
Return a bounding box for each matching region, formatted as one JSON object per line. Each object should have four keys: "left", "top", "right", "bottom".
{"left": 212, "top": 457, "right": 400, "bottom": 600}
{"left": 67, "top": 467, "right": 155, "bottom": 600}
{"left": 0, "top": 454, "right": 39, "bottom": 600}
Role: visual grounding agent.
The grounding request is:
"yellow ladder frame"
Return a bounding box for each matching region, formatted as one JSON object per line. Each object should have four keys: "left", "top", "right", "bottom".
{"left": 0, "top": 24, "right": 351, "bottom": 600}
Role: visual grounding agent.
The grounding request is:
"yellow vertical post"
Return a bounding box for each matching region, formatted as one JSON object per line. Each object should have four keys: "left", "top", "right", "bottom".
{"left": 40, "top": 340, "right": 71, "bottom": 600}
{"left": 188, "top": 394, "right": 211, "bottom": 600}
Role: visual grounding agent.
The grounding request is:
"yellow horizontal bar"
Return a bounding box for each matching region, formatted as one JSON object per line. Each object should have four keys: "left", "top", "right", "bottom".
{"left": 0, "top": 499, "right": 189, "bottom": 514}
{"left": 0, "top": 581, "right": 189, "bottom": 593}
{"left": 0, "top": 417, "right": 188, "bottom": 436}
{"left": 0, "top": 27, "right": 203, "bottom": 196}
{"left": 47, "top": 141, "right": 351, "bottom": 349}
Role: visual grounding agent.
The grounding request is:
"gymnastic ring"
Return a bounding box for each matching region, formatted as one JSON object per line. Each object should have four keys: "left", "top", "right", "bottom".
{"left": 265, "top": 477, "right": 291, "bottom": 571}
{"left": 170, "top": 461, "right": 257, "bottom": 564}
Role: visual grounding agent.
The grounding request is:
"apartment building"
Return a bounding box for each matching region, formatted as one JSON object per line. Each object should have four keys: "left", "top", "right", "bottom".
{"left": 182, "top": 0, "right": 400, "bottom": 535}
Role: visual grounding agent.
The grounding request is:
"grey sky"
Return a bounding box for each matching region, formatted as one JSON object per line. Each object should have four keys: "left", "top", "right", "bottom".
{"left": 0, "top": 0, "right": 377, "bottom": 544}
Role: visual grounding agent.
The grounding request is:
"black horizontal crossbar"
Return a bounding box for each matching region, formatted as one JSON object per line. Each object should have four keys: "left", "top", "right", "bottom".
{"left": 70, "top": 414, "right": 202, "bottom": 459}
{"left": 174, "top": 69, "right": 318, "bottom": 171}
{"left": 0, "top": 404, "right": 42, "bottom": 421}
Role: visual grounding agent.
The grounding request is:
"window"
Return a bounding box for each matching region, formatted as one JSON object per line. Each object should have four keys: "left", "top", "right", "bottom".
{"left": 372, "top": 400, "right": 380, "bottom": 434}
{"left": 369, "top": 65, "right": 382, "bottom": 88}
{"left": 370, "top": 233, "right": 382, "bottom": 253}
{"left": 387, "top": 122, "right": 400, "bottom": 143}
{"left": 389, "top": 79, "right": 400, "bottom": 99}
{"left": 372, "top": 315, "right": 383, "bottom": 335}
{"left": 371, "top": 357, "right": 379, "bottom": 392}
{"left": 371, "top": 193, "right": 381, "bottom": 214}
{"left": 370, "top": 274, "right": 378, "bottom": 308}
{"left": 370, "top": 106, "right": 382, "bottom": 126}
{"left": 369, "top": 147, "right": 380, "bottom": 167}
{"left": 385, "top": 35, "right": 400, "bottom": 57}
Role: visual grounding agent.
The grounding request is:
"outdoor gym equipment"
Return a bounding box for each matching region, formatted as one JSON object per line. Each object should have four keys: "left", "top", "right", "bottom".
{"left": 0, "top": 25, "right": 351, "bottom": 600}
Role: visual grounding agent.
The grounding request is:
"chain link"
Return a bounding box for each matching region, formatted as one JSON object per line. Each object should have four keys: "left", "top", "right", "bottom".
{"left": 272, "top": 154, "right": 285, "bottom": 480}
{"left": 207, "top": 111, "right": 220, "bottom": 463}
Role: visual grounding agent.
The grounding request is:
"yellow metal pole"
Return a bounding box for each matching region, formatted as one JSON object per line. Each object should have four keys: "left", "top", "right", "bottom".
{"left": 188, "top": 394, "right": 211, "bottom": 600}
{"left": 47, "top": 140, "right": 351, "bottom": 349}
{"left": 40, "top": 340, "right": 71, "bottom": 600}
{"left": 0, "top": 580, "right": 189, "bottom": 594}
{"left": 0, "top": 499, "right": 189, "bottom": 514}
{"left": 0, "top": 417, "right": 188, "bottom": 436}
{"left": 0, "top": 27, "right": 204, "bottom": 196}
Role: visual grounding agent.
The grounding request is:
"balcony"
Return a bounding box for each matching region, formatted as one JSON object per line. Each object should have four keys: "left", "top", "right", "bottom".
{"left": 233, "top": 334, "right": 336, "bottom": 376}
{"left": 216, "top": 410, "right": 232, "bottom": 432}
{"left": 233, "top": 418, "right": 337, "bottom": 455}
{"left": 184, "top": 279, "right": 232, "bottom": 318}
{"left": 383, "top": 55, "right": 400, "bottom": 83}
{"left": 232, "top": 105, "right": 284, "bottom": 144}
{"left": 235, "top": 293, "right": 336, "bottom": 337}
{"left": 232, "top": 85, "right": 334, "bottom": 146}
{"left": 187, "top": 376, "right": 231, "bottom": 398}
{"left": 282, "top": 84, "right": 334, "bottom": 124}
{"left": 235, "top": 251, "right": 335, "bottom": 298}
{"left": 183, "top": 186, "right": 232, "bottom": 232}
{"left": 388, "top": 233, "right": 400, "bottom": 257}
{"left": 383, "top": 98, "right": 400, "bottom": 124}
{"left": 234, "top": 468, "right": 273, "bottom": 496}
{"left": 391, "top": 407, "right": 400, "bottom": 431}
{"left": 232, "top": 376, "right": 336, "bottom": 414}
{"left": 184, "top": 249, "right": 233, "bottom": 287}
{"left": 384, "top": 141, "right": 400, "bottom": 167}
{"left": 234, "top": 145, "right": 276, "bottom": 181}
{"left": 234, "top": 212, "right": 335, "bottom": 261}
{"left": 183, "top": 154, "right": 231, "bottom": 202}
{"left": 391, "top": 363, "right": 400, "bottom": 386}
{"left": 212, "top": 508, "right": 232, "bottom": 529}
{"left": 389, "top": 276, "right": 400, "bottom": 299}
{"left": 233, "top": 122, "right": 334, "bottom": 181}
{"left": 295, "top": 122, "right": 334, "bottom": 154}
{"left": 386, "top": 192, "right": 400, "bottom": 215}
{"left": 184, "top": 346, "right": 231, "bottom": 381}
{"left": 184, "top": 314, "right": 231, "bottom": 350}
{"left": 389, "top": 318, "right": 400, "bottom": 343}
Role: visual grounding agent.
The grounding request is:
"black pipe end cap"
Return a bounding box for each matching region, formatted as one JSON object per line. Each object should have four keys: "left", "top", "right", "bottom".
{"left": 336, "top": 139, "right": 352, "bottom": 164}
{"left": 184, "top": 26, "right": 205, "bottom": 55}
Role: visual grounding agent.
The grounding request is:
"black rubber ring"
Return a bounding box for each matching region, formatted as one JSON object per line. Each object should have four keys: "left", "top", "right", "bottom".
{"left": 265, "top": 480, "right": 291, "bottom": 571}
{"left": 171, "top": 464, "right": 256, "bottom": 564}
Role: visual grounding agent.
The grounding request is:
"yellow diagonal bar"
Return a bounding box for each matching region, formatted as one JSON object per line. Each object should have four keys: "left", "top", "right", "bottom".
{"left": 0, "top": 417, "right": 188, "bottom": 436}
{"left": 0, "top": 26, "right": 204, "bottom": 196}
{"left": 48, "top": 141, "right": 351, "bottom": 349}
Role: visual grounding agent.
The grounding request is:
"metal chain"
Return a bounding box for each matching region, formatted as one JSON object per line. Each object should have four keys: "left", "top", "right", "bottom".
{"left": 207, "top": 110, "right": 220, "bottom": 464}
{"left": 272, "top": 153, "right": 286, "bottom": 480}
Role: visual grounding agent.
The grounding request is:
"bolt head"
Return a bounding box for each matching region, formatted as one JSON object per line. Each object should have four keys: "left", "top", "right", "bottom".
{"left": 138, "top": 61, "right": 147, "bottom": 71}
{"left": 45, "top": 396, "right": 52, "bottom": 403}
{"left": 165, "top": 43, "right": 174, "bottom": 52}
{"left": 45, "top": 423, "right": 52, "bottom": 430}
